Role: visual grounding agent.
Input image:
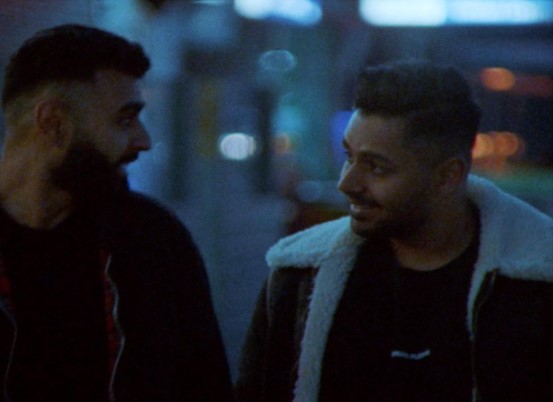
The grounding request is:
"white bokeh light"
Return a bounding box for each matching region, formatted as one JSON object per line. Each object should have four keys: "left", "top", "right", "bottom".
{"left": 218, "top": 133, "right": 257, "bottom": 161}
{"left": 234, "top": 0, "right": 322, "bottom": 25}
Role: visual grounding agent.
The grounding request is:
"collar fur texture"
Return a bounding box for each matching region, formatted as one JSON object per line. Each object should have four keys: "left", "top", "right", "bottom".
{"left": 266, "top": 174, "right": 553, "bottom": 402}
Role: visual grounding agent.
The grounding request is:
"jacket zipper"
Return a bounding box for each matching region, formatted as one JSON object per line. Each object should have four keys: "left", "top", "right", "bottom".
{"left": 470, "top": 269, "right": 498, "bottom": 402}
{"left": 2, "top": 313, "right": 16, "bottom": 402}
{"left": 104, "top": 254, "right": 125, "bottom": 402}
{"left": 0, "top": 256, "right": 16, "bottom": 401}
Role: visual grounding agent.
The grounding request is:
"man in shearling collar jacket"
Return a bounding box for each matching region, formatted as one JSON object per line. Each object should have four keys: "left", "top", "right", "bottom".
{"left": 236, "top": 60, "right": 553, "bottom": 402}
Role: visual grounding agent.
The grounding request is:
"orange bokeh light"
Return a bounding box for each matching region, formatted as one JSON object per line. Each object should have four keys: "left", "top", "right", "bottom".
{"left": 480, "top": 67, "right": 516, "bottom": 91}
{"left": 472, "top": 131, "right": 525, "bottom": 173}
{"left": 472, "top": 133, "right": 495, "bottom": 158}
{"left": 472, "top": 131, "right": 524, "bottom": 161}
{"left": 494, "top": 131, "right": 520, "bottom": 157}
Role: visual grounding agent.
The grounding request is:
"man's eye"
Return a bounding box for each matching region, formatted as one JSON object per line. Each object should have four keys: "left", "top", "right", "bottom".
{"left": 370, "top": 163, "right": 392, "bottom": 176}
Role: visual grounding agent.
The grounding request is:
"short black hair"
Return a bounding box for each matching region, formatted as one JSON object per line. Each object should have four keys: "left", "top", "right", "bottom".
{"left": 2, "top": 24, "right": 150, "bottom": 108}
{"left": 354, "top": 59, "right": 481, "bottom": 161}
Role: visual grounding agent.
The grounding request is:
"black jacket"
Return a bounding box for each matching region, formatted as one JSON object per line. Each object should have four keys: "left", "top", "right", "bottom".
{"left": 236, "top": 175, "right": 553, "bottom": 402}
{"left": 0, "top": 192, "right": 234, "bottom": 401}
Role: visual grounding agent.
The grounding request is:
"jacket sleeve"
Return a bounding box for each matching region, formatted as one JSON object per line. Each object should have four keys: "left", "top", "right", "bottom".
{"left": 235, "top": 268, "right": 314, "bottom": 402}
{"left": 116, "top": 194, "right": 235, "bottom": 401}
{"left": 171, "top": 223, "right": 235, "bottom": 402}
{"left": 234, "top": 281, "right": 269, "bottom": 402}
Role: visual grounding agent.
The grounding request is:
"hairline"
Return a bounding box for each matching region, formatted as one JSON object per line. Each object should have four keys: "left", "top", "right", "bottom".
{"left": 3, "top": 67, "right": 142, "bottom": 127}
{"left": 355, "top": 108, "right": 469, "bottom": 169}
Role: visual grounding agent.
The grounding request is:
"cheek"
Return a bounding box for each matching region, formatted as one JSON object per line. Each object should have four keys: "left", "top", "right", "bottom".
{"left": 370, "top": 178, "right": 405, "bottom": 206}
{"left": 376, "top": 177, "right": 430, "bottom": 211}
{"left": 395, "top": 181, "right": 434, "bottom": 218}
{"left": 99, "top": 132, "right": 128, "bottom": 157}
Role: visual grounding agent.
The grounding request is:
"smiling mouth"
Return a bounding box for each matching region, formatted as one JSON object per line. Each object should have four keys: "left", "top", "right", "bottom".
{"left": 351, "top": 204, "right": 373, "bottom": 212}
{"left": 349, "top": 203, "right": 380, "bottom": 218}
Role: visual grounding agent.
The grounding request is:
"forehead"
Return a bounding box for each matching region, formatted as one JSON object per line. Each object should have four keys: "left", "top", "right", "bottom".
{"left": 85, "top": 69, "right": 143, "bottom": 111}
{"left": 344, "top": 111, "right": 408, "bottom": 152}
{"left": 343, "top": 111, "right": 432, "bottom": 169}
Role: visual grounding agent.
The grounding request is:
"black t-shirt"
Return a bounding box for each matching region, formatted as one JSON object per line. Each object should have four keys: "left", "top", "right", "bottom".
{"left": 0, "top": 209, "right": 109, "bottom": 401}
{"left": 320, "top": 235, "right": 479, "bottom": 402}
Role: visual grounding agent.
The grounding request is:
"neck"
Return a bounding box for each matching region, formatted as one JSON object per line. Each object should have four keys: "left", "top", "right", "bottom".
{"left": 390, "top": 198, "right": 478, "bottom": 271}
{"left": 0, "top": 153, "right": 74, "bottom": 230}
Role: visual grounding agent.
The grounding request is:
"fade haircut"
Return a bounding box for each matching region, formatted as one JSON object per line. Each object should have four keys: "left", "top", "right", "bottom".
{"left": 2, "top": 24, "right": 150, "bottom": 110}
{"left": 354, "top": 60, "right": 481, "bottom": 163}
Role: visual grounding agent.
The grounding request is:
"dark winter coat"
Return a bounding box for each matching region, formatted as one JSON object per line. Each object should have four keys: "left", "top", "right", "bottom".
{"left": 236, "top": 175, "right": 553, "bottom": 402}
{"left": 0, "top": 192, "right": 234, "bottom": 402}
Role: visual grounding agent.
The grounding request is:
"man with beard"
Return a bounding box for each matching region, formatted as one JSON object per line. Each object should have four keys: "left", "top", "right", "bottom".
{"left": 235, "top": 60, "right": 553, "bottom": 402}
{"left": 0, "top": 25, "right": 233, "bottom": 401}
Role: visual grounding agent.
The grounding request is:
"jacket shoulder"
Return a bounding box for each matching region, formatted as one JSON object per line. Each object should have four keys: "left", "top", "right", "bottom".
{"left": 110, "top": 192, "right": 198, "bottom": 254}
{"left": 124, "top": 192, "right": 178, "bottom": 219}
{"left": 120, "top": 192, "right": 189, "bottom": 232}
{"left": 469, "top": 175, "right": 553, "bottom": 281}
{"left": 266, "top": 216, "right": 363, "bottom": 271}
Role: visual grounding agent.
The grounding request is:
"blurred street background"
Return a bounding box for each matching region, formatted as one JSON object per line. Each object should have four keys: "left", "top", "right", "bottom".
{"left": 1, "top": 0, "right": 552, "bottom": 378}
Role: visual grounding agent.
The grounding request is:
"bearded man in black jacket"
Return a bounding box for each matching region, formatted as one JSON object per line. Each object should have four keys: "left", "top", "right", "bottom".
{"left": 0, "top": 24, "right": 233, "bottom": 401}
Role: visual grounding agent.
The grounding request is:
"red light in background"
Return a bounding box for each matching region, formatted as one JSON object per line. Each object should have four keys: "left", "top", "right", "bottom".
{"left": 512, "top": 75, "right": 553, "bottom": 98}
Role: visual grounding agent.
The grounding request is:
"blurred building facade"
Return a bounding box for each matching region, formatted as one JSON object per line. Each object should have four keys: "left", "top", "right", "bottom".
{"left": 1, "top": 0, "right": 552, "bottom": 378}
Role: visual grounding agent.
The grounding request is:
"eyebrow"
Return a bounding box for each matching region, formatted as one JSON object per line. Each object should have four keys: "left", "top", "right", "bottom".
{"left": 342, "top": 138, "right": 395, "bottom": 165}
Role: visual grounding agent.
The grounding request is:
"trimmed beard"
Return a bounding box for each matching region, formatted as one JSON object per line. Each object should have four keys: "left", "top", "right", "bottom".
{"left": 50, "top": 142, "right": 129, "bottom": 215}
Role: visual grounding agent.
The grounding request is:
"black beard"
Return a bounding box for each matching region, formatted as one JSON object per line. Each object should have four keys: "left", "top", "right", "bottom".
{"left": 50, "top": 143, "right": 129, "bottom": 215}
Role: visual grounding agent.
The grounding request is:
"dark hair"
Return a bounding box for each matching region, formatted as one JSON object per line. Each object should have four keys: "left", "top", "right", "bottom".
{"left": 2, "top": 24, "right": 150, "bottom": 108}
{"left": 354, "top": 59, "right": 481, "bottom": 161}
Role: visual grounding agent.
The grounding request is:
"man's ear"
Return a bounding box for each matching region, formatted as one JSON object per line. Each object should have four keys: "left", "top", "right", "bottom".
{"left": 434, "top": 157, "right": 469, "bottom": 194}
{"left": 34, "top": 99, "right": 74, "bottom": 149}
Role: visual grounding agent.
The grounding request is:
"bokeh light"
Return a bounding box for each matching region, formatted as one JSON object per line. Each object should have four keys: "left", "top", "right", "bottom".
{"left": 218, "top": 133, "right": 257, "bottom": 161}
{"left": 480, "top": 67, "right": 516, "bottom": 91}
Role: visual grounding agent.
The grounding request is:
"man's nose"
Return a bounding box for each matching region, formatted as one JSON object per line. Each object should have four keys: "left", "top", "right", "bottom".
{"left": 133, "top": 123, "right": 152, "bottom": 152}
{"left": 338, "top": 164, "right": 364, "bottom": 196}
{"left": 338, "top": 166, "right": 357, "bottom": 194}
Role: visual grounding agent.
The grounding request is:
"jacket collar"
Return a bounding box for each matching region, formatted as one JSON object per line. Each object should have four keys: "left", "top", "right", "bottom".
{"left": 267, "top": 174, "right": 553, "bottom": 280}
{"left": 266, "top": 174, "right": 553, "bottom": 402}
